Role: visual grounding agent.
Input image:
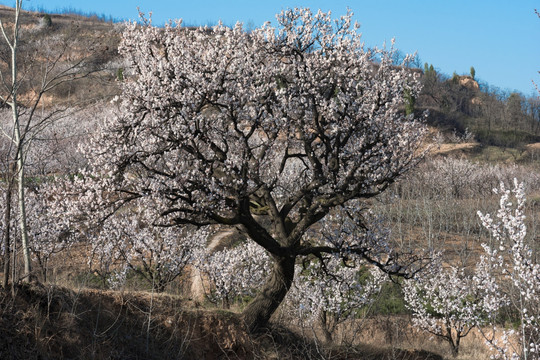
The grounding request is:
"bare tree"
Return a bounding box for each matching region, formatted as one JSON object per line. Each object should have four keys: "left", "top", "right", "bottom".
{"left": 0, "top": 1, "right": 113, "bottom": 284}
{"left": 0, "top": 0, "right": 32, "bottom": 282}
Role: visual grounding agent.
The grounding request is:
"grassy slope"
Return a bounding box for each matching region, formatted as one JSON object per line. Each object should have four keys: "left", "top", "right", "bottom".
{"left": 0, "top": 283, "right": 444, "bottom": 360}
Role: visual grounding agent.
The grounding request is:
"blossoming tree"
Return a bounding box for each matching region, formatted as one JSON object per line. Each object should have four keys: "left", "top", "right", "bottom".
{"left": 86, "top": 202, "right": 207, "bottom": 292}
{"left": 198, "top": 240, "right": 271, "bottom": 308}
{"left": 403, "top": 256, "right": 503, "bottom": 357}
{"left": 75, "top": 8, "right": 427, "bottom": 332}
{"left": 287, "top": 256, "right": 386, "bottom": 343}
{"left": 478, "top": 180, "right": 540, "bottom": 360}
{"left": 404, "top": 180, "right": 540, "bottom": 359}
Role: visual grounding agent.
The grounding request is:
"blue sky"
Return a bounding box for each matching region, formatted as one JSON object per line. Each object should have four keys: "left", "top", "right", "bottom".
{"left": 2, "top": 0, "right": 539, "bottom": 96}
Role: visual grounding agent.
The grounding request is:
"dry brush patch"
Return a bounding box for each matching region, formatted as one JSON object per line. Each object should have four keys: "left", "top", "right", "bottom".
{"left": 0, "top": 283, "right": 249, "bottom": 359}
{"left": 0, "top": 283, "right": 450, "bottom": 360}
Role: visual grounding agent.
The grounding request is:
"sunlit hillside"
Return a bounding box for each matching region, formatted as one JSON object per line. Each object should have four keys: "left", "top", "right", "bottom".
{"left": 0, "top": 5, "right": 539, "bottom": 360}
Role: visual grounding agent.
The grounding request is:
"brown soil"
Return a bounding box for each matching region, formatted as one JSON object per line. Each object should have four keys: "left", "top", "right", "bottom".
{"left": 526, "top": 142, "right": 540, "bottom": 150}
{"left": 430, "top": 142, "right": 480, "bottom": 156}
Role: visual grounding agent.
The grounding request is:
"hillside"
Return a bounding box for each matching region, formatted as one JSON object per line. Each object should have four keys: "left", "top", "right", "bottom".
{"left": 2, "top": 5, "right": 539, "bottom": 158}
{"left": 0, "top": 6, "right": 539, "bottom": 360}
{"left": 417, "top": 66, "right": 540, "bottom": 162}
{"left": 0, "top": 5, "right": 122, "bottom": 109}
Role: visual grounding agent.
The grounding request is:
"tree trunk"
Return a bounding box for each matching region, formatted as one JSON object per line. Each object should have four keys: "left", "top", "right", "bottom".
{"left": 2, "top": 186, "right": 12, "bottom": 288}
{"left": 17, "top": 159, "right": 32, "bottom": 280}
{"left": 241, "top": 255, "right": 295, "bottom": 333}
{"left": 4, "top": 0, "right": 31, "bottom": 282}
{"left": 454, "top": 335, "right": 461, "bottom": 357}
{"left": 447, "top": 326, "right": 460, "bottom": 358}
{"left": 319, "top": 310, "right": 333, "bottom": 343}
{"left": 450, "top": 342, "right": 459, "bottom": 358}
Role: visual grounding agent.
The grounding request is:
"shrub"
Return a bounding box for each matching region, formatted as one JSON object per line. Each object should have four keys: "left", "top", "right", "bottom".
{"left": 116, "top": 67, "right": 124, "bottom": 81}
{"left": 40, "top": 14, "right": 52, "bottom": 28}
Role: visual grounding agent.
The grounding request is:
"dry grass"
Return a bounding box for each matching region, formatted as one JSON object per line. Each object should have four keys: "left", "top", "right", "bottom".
{"left": 0, "top": 283, "right": 250, "bottom": 359}
{"left": 0, "top": 283, "right": 452, "bottom": 360}
{"left": 280, "top": 313, "right": 497, "bottom": 360}
{"left": 348, "top": 317, "right": 494, "bottom": 360}
{"left": 430, "top": 142, "right": 480, "bottom": 156}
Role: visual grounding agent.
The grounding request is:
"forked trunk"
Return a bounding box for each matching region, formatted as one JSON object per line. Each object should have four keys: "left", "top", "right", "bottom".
{"left": 319, "top": 310, "right": 334, "bottom": 343}
{"left": 241, "top": 255, "right": 295, "bottom": 333}
{"left": 447, "top": 326, "right": 461, "bottom": 357}
{"left": 450, "top": 343, "right": 459, "bottom": 358}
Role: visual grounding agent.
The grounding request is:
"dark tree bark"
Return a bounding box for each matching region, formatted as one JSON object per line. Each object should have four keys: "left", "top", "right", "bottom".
{"left": 319, "top": 310, "right": 334, "bottom": 343}
{"left": 241, "top": 255, "right": 295, "bottom": 333}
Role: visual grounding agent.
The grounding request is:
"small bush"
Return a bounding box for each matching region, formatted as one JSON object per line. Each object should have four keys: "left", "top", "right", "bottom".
{"left": 40, "top": 14, "right": 52, "bottom": 28}
{"left": 369, "top": 281, "right": 408, "bottom": 316}
{"left": 116, "top": 67, "right": 124, "bottom": 81}
{"left": 72, "top": 271, "right": 108, "bottom": 289}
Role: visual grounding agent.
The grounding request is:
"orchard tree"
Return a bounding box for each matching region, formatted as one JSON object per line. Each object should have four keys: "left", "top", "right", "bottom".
{"left": 287, "top": 256, "right": 386, "bottom": 343}
{"left": 478, "top": 180, "right": 540, "bottom": 360}
{"left": 86, "top": 201, "right": 207, "bottom": 292}
{"left": 198, "top": 240, "right": 271, "bottom": 308}
{"left": 284, "top": 206, "right": 393, "bottom": 342}
{"left": 75, "top": 8, "right": 427, "bottom": 332}
{"left": 403, "top": 256, "right": 503, "bottom": 357}
{"left": 26, "top": 189, "right": 73, "bottom": 282}
{"left": 404, "top": 180, "right": 540, "bottom": 359}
